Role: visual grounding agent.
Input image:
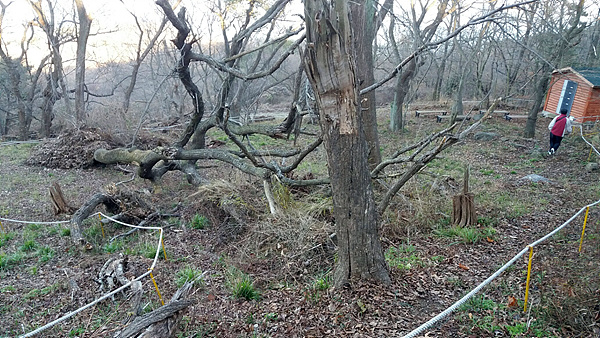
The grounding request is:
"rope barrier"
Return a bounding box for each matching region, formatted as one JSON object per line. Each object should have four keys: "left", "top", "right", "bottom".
{"left": 578, "top": 125, "right": 600, "bottom": 157}
{"left": 0, "top": 216, "right": 70, "bottom": 225}
{"left": 15, "top": 211, "right": 166, "bottom": 338}
{"left": 401, "top": 198, "right": 600, "bottom": 338}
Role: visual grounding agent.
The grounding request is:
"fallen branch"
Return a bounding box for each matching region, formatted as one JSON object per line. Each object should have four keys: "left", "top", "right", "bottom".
{"left": 116, "top": 280, "right": 197, "bottom": 338}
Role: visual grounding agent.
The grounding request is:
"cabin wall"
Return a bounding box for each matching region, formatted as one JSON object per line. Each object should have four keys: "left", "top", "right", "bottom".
{"left": 544, "top": 72, "right": 595, "bottom": 122}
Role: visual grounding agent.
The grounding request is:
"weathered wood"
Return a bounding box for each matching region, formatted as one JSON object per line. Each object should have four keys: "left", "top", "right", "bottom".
{"left": 452, "top": 165, "right": 476, "bottom": 227}
{"left": 415, "top": 110, "right": 447, "bottom": 117}
{"left": 70, "top": 193, "right": 120, "bottom": 243}
{"left": 116, "top": 281, "right": 196, "bottom": 338}
{"left": 49, "top": 182, "right": 76, "bottom": 215}
{"left": 437, "top": 115, "right": 471, "bottom": 123}
{"left": 504, "top": 114, "right": 528, "bottom": 121}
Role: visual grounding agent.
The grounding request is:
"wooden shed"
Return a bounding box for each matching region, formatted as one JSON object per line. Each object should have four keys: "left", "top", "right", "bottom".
{"left": 544, "top": 67, "right": 600, "bottom": 122}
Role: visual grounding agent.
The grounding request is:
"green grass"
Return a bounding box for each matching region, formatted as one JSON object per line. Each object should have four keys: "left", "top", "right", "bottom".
{"left": 226, "top": 267, "right": 259, "bottom": 301}
{"left": 23, "top": 283, "right": 60, "bottom": 300}
{"left": 1, "top": 285, "right": 15, "bottom": 292}
{"left": 61, "top": 227, "right": 71, "bottom": 237}
{"left": 175, "top": 266, "right": 204, "bottom": 288}
{"left": 0, "top": 231, "right": 15, "bottom": 247}
{"left": 0, "top": 251, "right": 24, "bottom": 270}
{"left": 133, "top": 240, "right": 165, "bottom": 260}
{"left": 20, "top": 239, "right": 38, "bottom": 252}
{"left": 232, "top": 276, "right": 259, "bottom": 300}
{"left": 103, "top": 240, "right": 124, "bottom": 253}
{"left": 190, "top": 214, "right": 209, "bottom": 230}
{"left": 434, "top": 225, "right": 496, "bottom": 244}
{"left": 36, "top": 246, "right": 55, "bottom": 263}
{"left": 385, "top": 244, "right": 424, "bottom": 270}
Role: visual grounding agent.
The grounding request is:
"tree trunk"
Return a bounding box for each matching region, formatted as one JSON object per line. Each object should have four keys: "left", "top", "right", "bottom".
{"left": 350, "top": 0, "right": 381, "bottom": 168}
{"left": 74, "top": 0, "right": 92, "bottom": 126}
{"left": 390, "top": 58, "right": 416, "bottom": 132}
{"left": 304, "top": 0, "right": 389, "bottom": 287}
{"left": 524, "top": 65, "right": 550, "bottom": 138}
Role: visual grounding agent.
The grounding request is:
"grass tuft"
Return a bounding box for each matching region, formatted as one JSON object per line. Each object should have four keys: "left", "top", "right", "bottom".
{"left": 175, "top": 266, "right": 204, "bottom": 288}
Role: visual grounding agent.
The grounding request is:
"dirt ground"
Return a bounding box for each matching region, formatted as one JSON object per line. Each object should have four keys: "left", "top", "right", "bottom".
{"left": 1, "top": 110, "right": 599, "bottom": 338}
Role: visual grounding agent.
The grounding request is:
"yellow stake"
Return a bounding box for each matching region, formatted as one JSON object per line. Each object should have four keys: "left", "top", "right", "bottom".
{"left": 579, "top": 206, "right": 590, "bottom": 253}
{"left": 588, "top": 146, "right": 594, "bottom": 162}
{"left": 99, "top": 214, "right": 105, "bottom": 238}
{"left": 149, "top": 271, "right": 165, "bottom": 306}
{"left": 161, "top": 236, "right": 168, "bottom": 261}
{"left": 523, "top": 246, "right": 534, "bottom": 312}
{"left": 0, "top": 220, "right": 4, "bottom": 233}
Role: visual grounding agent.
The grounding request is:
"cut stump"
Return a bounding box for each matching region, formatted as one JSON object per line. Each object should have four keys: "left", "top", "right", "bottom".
{"left": 452, "top": 165, "right": 476, "bottom": 227}
{"left": 49, "top": 182, "right": 76, "bottom": 215}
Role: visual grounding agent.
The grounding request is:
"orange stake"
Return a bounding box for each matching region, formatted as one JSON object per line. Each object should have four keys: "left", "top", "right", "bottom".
{"left": 579, "top": 206, "right": 590, "bottom": 253}
{"left": 524, "top": 246, "right": 534, "bottom": 312}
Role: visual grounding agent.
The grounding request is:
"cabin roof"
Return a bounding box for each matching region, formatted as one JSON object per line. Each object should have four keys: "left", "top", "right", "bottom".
{"left": 553, "top": 67, "right": 600, "bottom": 88}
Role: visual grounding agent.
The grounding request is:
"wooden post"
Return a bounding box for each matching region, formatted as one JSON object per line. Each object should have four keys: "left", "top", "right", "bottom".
{"left": 452, "top": 165, "right": 476, "bottom": 227}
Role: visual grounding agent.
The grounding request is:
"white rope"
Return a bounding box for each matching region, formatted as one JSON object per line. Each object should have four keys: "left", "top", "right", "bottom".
{"left": 0, "top": 216, "right": 70, "bottom": 225}
{"left": 401, "top": 198, "right": 600, "bottom": 338}
{"left": 578, "top": 125, "right": 600, "bottom": 157}
{"left": 17, "top": 212, "right": 165, "bottom": 337}
{"left": 18, "top": 271, "right": 152, "bottom": 338}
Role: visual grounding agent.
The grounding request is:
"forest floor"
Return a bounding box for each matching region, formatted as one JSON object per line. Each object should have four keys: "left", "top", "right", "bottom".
{"left": 1, "top": 108, "right": 600, "bottom": 338}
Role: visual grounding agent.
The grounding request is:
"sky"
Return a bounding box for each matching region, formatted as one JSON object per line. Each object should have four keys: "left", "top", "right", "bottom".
{"left": 1, "top": 0, "right": 305, "bottom": 65}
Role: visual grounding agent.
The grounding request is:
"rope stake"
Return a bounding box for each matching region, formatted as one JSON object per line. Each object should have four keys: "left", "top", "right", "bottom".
{"left": 0, "top": 220, "right": 4, "bottom": 233}
{"left": 149, "top": 271, "right": 164, "bottom": 306}
{"left": 579, "top": 206, "right": 590, "bottom": 253}
{"left": 161, "top": 236, "right": 168, "bottom": 261}
{"left": 523, "top": 245, "right": 534, "bottom": 312}
{"left": 99, "top": 214, "right": 105, "bottom": 238}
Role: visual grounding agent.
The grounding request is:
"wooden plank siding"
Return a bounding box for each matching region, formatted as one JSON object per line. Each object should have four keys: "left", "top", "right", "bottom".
{"left": 544, "top": 69, "right": 599, "bottom": 122}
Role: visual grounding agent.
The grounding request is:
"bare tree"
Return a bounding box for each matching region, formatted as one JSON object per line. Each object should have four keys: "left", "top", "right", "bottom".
{"left": 389, "top": 0, "right": 449, "bottom": 131}
{"left": 74, "top": 0, "right": 91, "bottom": 125}
{"left": 523, "top": 0, "right": 586, "bottom": 138}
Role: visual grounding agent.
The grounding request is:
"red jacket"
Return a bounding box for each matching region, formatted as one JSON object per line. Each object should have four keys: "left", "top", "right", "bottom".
{"left": 549, "top": 114, "right": 572, "bottom": 137}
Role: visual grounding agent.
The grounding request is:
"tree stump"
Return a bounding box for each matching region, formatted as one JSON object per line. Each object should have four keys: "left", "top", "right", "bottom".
{"left": 452, "top": 165, "right": 476, "bottom": 227}
{"left": 49, "top": 182, "right": 76, "bottom": 215}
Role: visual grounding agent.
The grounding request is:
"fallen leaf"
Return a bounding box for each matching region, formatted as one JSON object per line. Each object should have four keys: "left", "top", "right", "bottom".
{"left": 486, "top": 237, "right": 494, "bottom": 243}
{"left": 458, "top": 263, "right": 470, "bottom": 270}
{"left": 507, "top": 296, "right": 518, "bottom": 308}
{"left": 207, "top": 293, "right": 216, "bottom": 301}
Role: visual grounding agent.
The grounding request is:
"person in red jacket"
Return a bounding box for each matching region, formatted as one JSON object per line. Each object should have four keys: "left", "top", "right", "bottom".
{"left": 548, "top": 108, "right": 573, "bottom": 155}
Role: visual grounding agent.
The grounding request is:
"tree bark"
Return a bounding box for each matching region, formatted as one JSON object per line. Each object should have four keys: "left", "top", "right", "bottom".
{"left": 74, "top": 0, "right": 92, "bottom": 126}
{"left": 350, "top": 0, "right": 381, "bottom": 168}
{"left": 524, "top": 65, "right": 550, "bottom": 138}
{"left": 390, "top": 59, "right": 416, "bottom": 131}
{"left": 70, "top": 193, "right": 119, "bottom": 242}
{"left": 49, "top": 182, "right": 75, "bottom": 215}
{"left": 304, "top": 0, "right": 389, "bottom": 287}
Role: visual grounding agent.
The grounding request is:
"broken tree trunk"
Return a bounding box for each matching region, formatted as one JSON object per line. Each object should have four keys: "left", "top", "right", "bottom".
{"left": 49, "top": 182, "right": 76, "bottom": 215}
{"left": 452, "top": 165, "right": 475, "bottom": 227}
{"left": 116, "top": 280, "right": 196, "bottom": 338}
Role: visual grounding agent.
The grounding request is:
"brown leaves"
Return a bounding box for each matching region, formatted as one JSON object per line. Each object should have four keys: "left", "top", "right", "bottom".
{"left": 507, "top": 296, "right": 518, "bottom": 308}
{"left": 458, "top": 263, "right": 470, "bottom": 270}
